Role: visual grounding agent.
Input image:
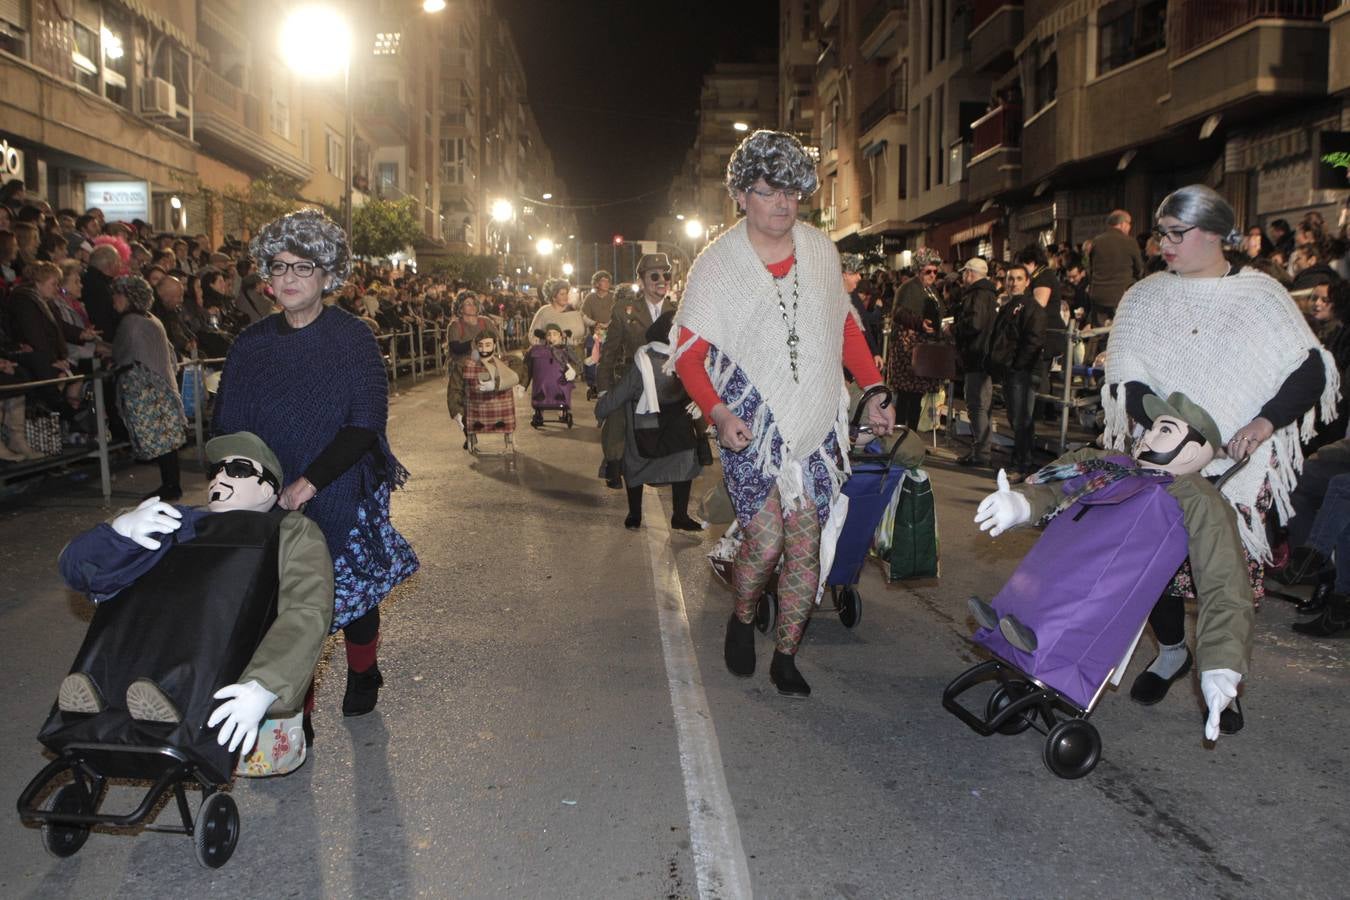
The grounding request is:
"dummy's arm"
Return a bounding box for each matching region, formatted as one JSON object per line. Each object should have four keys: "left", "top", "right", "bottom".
{"left": 58, "top": 499, "right": 190, "bottom": 602}
{"left": 1013, "top": 447, "right": 1108, "bottom": 521}
{"left": 1167, "top": 475, "right": 1253, "bottom": 676}
{"left": 239, "top": 515, "right": 335, "bottom": 716}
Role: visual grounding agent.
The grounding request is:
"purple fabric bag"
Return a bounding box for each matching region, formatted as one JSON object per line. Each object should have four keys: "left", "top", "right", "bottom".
{"left": 975, "top": 473, "right": 1190, "bottom": 710}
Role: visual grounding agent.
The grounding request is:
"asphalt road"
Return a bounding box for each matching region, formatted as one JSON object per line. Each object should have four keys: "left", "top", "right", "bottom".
{"left": 1, "top": 377, "right": 1346, "bottom": 899}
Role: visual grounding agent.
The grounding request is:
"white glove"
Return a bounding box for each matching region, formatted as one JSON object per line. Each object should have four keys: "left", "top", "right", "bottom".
{"left": 111, "top": 497, "right": 184, "bottom": 550}
{"left": 207, "top": 680, "right": 278, "bottom": 756}
{"left": 1200, "top": 668, "right": 1241, "bottom": 741}
{"left": 514, "top": 384, "right": 527, "bottom": 395}
{"left": 974, "top": 469, "right": 1032, "bottom": 537}
{"left": 564, "top": 365, "right": 577, "bottom": 382}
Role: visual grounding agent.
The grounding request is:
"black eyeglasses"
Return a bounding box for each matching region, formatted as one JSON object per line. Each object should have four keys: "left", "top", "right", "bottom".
{"left": 646, "top": 271, "right": 673, "bottom": 282}
{"left": 208, "top": 458, "right": 280, "bottom": 492}
{"left": 1151, "top": 225, "right": 1198, "bottom": 245}
{"left": 746, "top": 187, "right": 804, "bottom": 202}
{"left": 266, "top": 259, "right": 319, "bottom": 278}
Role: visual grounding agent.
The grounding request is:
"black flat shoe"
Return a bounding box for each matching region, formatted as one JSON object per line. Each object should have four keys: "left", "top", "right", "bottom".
{"left": 967, "top": 597, "right": 999, "bottom": 631}
{"left": 342, "top": 664, "right": 384, "bottom": 717}
{"left": 1129, "top": 651, "right": 1193, "bottom": 705}
{"left": 999, "top": 614, "right": 1039, "bottom": 653}
{"left": 956, "top": 453, "right": 989, "bottom": 468}
{"left": 724, "top": 615, "right": 755, "bottom": 677}
{"left": 769, "top": 650, "right": 810, "bottom": 698}
{"left": 670, "top": 515, "right": 705, "bottom": 532}
{"left": 1271, "top": 547, "right": 1331, "bottom": 587}
{"left": 623, "top": 514, "right": 641, "bottom": 530}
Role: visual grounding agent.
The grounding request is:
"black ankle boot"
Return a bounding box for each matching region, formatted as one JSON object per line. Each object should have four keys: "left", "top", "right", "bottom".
{"left": 724, "top": 615, "right": 756, "bottom": 677}
{"left": 342, "top": 664, "right": 384, "bottom": 717}
{"left": 769, "top": 650, "right": 810, "bottom": 698}
{"left": 1297, "top": 576, "right": 1335, "bottom": 615}
{"left": 1292, "top": 593, "right": 1350, "bottom": 637}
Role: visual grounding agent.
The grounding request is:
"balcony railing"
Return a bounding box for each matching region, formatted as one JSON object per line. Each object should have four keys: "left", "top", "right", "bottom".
{"left": 971, "top": 0, "right": 1021, "bottom": 31}
{"left": 860, "top": 0, "right": 905, "bottom": 39}
{"left": 971, "top": 103, "right": 1022, "bottom": 157}
{"left": 860, "top": 77, "right": 908, "bottom": 134}
{"left": 1169, "top": 0, "right": 1335, "bottom": 57}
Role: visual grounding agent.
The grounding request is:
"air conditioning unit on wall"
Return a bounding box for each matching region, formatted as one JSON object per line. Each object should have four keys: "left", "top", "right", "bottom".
{"left": 142, "top": 77, "right": 177, "bottom": 119}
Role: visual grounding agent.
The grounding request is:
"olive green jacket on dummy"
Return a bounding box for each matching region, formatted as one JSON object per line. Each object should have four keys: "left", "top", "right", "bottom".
{"left": 597, "top": 295, "right": 678, "bottom": 461}
{"left": 1013, "top": 447, "right": 1254, "bottom": 675}
{"left": 244, "top": 513, "right": 335, "bottom": 716}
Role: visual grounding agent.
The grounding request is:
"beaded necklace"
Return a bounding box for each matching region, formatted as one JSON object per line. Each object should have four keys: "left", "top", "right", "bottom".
{"left": 772, "top": 259, "right": 801, "bottom": 382}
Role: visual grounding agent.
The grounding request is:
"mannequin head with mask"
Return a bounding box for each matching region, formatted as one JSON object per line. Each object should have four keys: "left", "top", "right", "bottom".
{"left": 1134, "top": 392, "right": 1222, "bottom": 475}
{"left": 203, "top": 432, "right": 283, "bottom": 513}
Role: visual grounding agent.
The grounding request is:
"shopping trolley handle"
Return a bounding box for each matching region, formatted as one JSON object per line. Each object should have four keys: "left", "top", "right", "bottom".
{"left": 849, "top": 384, "right": 893, "bottom": 432}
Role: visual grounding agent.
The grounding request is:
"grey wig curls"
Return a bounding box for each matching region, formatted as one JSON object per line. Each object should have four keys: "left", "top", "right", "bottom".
{"left": 251, "top": 208, "right": 351, "bottom": 290}
{"left": 112, "top": 275, "right": 154, "bottom": 312}
{"left": 542, "top": 278, "right": 570, "bottom": 304}
{"left": 1155, "top": 185, "right": 1242, "bottom": 247}
{"left": 725, "top": 130, "right": 819, "bottom": 199}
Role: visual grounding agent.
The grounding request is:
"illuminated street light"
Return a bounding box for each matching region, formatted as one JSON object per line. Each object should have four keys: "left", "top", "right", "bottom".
{"left": 536, "top": 237, "right": 555, "bottom": 256}
{"left": 733, "top": 121, "right": 750, "bottom": 132}
{"left": 675, "top": 213, "right": 685, "bottom": 220}
{"left": 279, "top": 6, "right": 350, "bottom": 79}
{"left": 562, "top": 262, "right": 574, "bottom": 276}
{"left": 491, "top": 198, "right": 514, "bottom": 222}
{"left": 684, "top": 219, "right": 704, "bottom": 239}
{"left": 422, "top": 0, "right": 446, "bottom": 11}
{"left": 541, "top": 192, "right": 553, "bottom": 200}
{"left": 169, "top": 196, "right": 182, "bottom": 210}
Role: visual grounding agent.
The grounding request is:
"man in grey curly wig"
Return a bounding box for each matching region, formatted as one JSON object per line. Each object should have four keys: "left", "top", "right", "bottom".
{"left": 725, "top": 130, "right": 819, "bottom": 200}
{"left": 250, "top": 208, "right": 351, "bottom": 294}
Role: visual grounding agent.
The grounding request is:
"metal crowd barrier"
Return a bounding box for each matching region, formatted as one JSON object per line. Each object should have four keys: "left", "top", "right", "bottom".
{"left": 1, "top": 324, "right": 446, "bottom": 506}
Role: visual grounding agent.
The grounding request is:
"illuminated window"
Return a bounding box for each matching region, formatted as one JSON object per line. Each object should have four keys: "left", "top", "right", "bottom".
{"left": 373, "top": 32, "right": 402, "bottom": 56}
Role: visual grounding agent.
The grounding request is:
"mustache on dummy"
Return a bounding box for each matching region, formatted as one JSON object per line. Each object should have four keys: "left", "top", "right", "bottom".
{"left": 209, "top": 481, "right": 235, "bottom": 504}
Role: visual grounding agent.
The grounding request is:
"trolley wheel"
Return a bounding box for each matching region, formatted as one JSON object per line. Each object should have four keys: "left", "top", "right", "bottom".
{"left": 755, "top": 591, "right": 778, "bottom": 636}
{"left": 986, "top": 682, "right": 1034, "bottom": 736}
{"left": 194, "top": 792, "right": 240, "bottom": 868}
{"left": 42, "top": 783, "right": 92, "bottom": 858}
{"left": 564, "top": 412, "right": 574, "bottom": 428}
{"left": 1042, "top": 719, "right": 1102, "bottom": 779}
{"left": 837, "top": 586, "right": 862, "bottom": 628}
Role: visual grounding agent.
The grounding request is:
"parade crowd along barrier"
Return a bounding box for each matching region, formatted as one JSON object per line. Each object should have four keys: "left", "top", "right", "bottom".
{"left": 0, "top": 324, "right": 450, "bottom": 505}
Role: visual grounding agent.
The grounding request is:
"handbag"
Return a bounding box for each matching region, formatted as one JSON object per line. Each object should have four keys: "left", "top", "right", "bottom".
{"left": 234, "top": 713, "right": 307, "bottom": 778}
{"left": 911, "top": 342, "right": 957, "bottom": 381}
{"left": 889, "top": 470, "right": 939, "bottom": 580}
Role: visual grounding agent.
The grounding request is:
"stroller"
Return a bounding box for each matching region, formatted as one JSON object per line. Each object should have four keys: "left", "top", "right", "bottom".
{"left": 942, "top": 460, "right": 1247, "bottom": 779}
{"left": 523, "top": 335, "right": 580, "bottom": 429}
{"left": 709, "top": 386, "right": 915, "bottom": 632}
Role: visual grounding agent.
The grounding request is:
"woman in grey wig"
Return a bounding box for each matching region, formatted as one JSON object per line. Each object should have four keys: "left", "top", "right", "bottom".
{"left": 671, "top": 129, "right": 894, "bottom": 698}
{"left": 214, "top": 208, "right": 417, "bottom": 726}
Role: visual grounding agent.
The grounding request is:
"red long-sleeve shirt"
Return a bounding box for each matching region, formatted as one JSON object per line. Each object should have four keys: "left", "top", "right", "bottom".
{"left": 673, "top": 255, "right": 883, "bottom": 420}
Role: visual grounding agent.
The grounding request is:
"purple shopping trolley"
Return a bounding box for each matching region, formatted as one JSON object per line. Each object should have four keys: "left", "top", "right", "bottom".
{"left": 942, "top": 469, "right": 1197, "bottom": 779}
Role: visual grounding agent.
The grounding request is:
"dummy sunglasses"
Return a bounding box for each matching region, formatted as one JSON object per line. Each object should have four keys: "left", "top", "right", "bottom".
{"left": 208, "top": 458, "right": 281, "bottom": 492}
{"left": 646, "top": 271, "right": 673, "bottom": 282}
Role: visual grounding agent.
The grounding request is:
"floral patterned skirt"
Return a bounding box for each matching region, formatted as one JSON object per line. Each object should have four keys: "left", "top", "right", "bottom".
{"left": 331, "top": 482, "right": 420, "bottom": 631}
{"left": 716, "top": 359, "right": 841, "bottom": 529}
{"left": 116, "top": 363, "right": 186, "bottom": 460}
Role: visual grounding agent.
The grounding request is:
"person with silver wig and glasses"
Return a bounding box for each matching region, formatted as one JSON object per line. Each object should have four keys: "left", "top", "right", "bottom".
{"left": 212, "top": 208, "right": 418, "bottom": 731}
{"left": 672, "top": 130, "right": 895, "bottom": 698}
{"left": 1102, "top": 184, "right": 1339, "bottom": 731}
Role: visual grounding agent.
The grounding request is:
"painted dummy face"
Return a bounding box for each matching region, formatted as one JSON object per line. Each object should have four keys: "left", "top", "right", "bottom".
{"left": 476, "top": 335, "right": 496, "bottom": 359}
{"left": 207, "top": 455, "right": 279, "bottom": 513}
{"left": 1133, "top": 414, "right": 1215, "bottom": 475}
{"left": 545, "top": 328, "right": 563, "bottom": 347}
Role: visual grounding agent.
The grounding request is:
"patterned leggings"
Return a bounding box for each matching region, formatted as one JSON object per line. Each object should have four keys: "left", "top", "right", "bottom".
{"left": 732, "top": 488, "right": 821, "bottom": 655}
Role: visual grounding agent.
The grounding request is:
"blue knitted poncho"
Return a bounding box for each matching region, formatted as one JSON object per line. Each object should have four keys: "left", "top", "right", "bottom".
{"left": 212, "top": 306, "right": 408, "bottom": 560}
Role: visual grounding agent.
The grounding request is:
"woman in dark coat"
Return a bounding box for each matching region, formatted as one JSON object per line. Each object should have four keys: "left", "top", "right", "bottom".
{"left": 595, "top": 311, "right": 703, "bottom": 531}
{"left": 885, "top": 249, "right": 945, "bottom": 428}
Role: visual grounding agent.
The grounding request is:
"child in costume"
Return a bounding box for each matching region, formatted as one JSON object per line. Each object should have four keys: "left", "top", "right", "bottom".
{"left": 971, "top": 392, "right": 1252, "bottom": 741}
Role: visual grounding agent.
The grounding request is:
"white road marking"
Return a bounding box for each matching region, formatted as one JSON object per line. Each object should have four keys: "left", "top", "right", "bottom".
{"left": 644, "top": 495, "right": 753, "bottom": 900}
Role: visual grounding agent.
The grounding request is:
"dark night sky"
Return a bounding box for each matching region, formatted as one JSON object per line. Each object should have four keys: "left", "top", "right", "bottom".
{"left": 496, "top": 0, "right": 778, "bottom": 242}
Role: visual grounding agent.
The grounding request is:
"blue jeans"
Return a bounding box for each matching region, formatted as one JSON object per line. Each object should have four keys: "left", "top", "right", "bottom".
{"left": 1001, "top": 370, "right": 1037, "bottom": 468}
{"left": 1306, "top": 472, "right": 1350, "bottom": 593}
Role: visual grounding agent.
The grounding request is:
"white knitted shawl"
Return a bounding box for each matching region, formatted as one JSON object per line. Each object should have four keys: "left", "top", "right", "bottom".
{"left": 1101, "top": 269, "right": 1340, "bottom": 561}
{"left": 670, "top": 219, "right": 852, "bottom": 510}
